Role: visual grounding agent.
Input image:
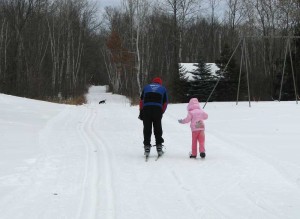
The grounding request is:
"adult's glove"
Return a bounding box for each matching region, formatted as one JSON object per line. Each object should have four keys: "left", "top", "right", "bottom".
{"left": 138, "top": 110, "right": 144, "bottom": 121}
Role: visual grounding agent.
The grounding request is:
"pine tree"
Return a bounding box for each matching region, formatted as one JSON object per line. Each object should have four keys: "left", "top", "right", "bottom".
{"left": 294, "top": 24, "right": 300, "bottom": 100}
{"left": 215, "top": 43, "right": 245, "bottom": 101}
{"left": 170, "top": 62, "right": 183, "bottom": 103}
{"left": 188, "top": 57, "right": 217, "bottom": 102}
{"left": 177, "top": 64, "right": 190, "bottom": 102}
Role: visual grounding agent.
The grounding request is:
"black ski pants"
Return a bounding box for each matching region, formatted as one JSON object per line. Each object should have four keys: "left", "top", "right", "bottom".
{"left": 142, "top": 106, "right": 164, "bottom": 146}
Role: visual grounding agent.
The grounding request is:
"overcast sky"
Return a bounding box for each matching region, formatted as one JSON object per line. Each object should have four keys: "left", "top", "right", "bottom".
{"left": 92, "top": 0, "right": 225, "bottom": 20}
{"left": 95, "top": 0, "right": 121, "bottom": 9}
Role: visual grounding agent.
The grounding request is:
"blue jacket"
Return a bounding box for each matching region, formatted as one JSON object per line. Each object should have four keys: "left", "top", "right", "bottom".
{"left": 140, "top": 83, "right": 168, "bottom": 113}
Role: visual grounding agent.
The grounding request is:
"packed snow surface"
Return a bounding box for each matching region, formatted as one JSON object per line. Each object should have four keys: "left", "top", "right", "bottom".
{"left": 1, "top": 86, "right": 300, "bottom": 219}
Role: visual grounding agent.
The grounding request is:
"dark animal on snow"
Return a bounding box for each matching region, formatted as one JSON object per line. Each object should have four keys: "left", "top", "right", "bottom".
{"left": 99, "top": 99, "right": 106, "bottom": 104}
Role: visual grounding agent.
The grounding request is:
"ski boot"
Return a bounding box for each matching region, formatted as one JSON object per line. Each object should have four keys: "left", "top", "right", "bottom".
{"left": 189, "top": 152, "right": 196, "bottom": 158}
{"left": 156, "top": 144, "right": 164, "bottom": 156}
{"left": 200, "top": 152, "right": 206, "bottom": 158}
{"left": 144, "top": 145, "right": 151, "bottom": 157}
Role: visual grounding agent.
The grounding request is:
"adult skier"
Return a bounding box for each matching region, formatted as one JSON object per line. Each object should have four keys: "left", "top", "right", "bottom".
{"left": 139, "top": 77, "right": 168, "bottom": 157}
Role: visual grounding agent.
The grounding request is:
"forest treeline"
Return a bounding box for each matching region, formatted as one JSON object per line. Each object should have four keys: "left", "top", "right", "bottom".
{"left": 0, "top": 0, "right": 300, "bottom": 103}
{"left": 0, "top": 0, "right": 105, "bottom": 101}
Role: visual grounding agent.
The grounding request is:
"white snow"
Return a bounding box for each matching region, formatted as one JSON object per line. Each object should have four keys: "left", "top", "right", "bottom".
{"left": 180, "top": 63, "right": 220, "bottom": 81}
{"left": 1, "top": 86, "right": 300, "bottom": 219}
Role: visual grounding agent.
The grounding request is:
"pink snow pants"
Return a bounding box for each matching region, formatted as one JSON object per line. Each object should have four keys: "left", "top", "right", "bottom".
{"left": 191, "top": 130, "right": 205, "bottom": 156}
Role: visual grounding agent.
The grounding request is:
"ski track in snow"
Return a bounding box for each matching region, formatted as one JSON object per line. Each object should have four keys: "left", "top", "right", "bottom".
{"left": 83, "top": 104, "right": 116, "bottom": 219}
{"left": 166, "top": 107, "right": 300, "bottom": 219}
{"left": 206, "top": 133, "right": 300, "bottom": 218}
{"left": 1, "top": 87, "right": 300, "bottom": 219}
{"left": 76, "top": 104, "right": 100, "bottom": 219}
{"left": 0, "top": 105, "right": 82, "bottom": 218}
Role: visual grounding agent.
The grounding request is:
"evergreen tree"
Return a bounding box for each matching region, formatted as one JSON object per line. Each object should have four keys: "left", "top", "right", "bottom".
{"left": 215, "top": 43, "right": 246, "bottom": 101}
{"left": 177, "top": 64, "right": 190, "bottom": 102}
{"left": 188, "top": 57, "right": 217, "bottom": 102}
{"left": 294, "top": 24, "right": 300, "bottom": 100}
{"left": 170, "top": 62, "right": 183, "bottom": 103}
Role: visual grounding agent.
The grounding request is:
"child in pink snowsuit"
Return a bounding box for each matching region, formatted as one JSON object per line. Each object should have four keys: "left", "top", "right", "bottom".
{"left": 178, "top": 98, "right": 208, "bottom": 158}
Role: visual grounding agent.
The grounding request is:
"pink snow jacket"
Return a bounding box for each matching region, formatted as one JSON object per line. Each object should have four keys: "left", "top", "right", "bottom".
{"left": 181, "top": 98, "right": 208, "bottom": 131}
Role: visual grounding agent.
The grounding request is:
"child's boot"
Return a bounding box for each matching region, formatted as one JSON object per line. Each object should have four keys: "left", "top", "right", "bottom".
{"left": 200, "top": 152, "right": 206, "bottom": 158}
{"left": 189, "top": 152, "right": 196, "bottom": 158}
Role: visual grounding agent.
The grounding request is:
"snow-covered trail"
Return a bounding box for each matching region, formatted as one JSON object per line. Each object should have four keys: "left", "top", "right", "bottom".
{"left": 1, "top": 86, "right": 300, "bottom": 219}
{"left": 0, "top": 99, "right": 97, "bottom": 218}
{"left": 84, "top": 87, "right": 300, "bottom": 218}
{"left": 165, "top": 103, "right": 300, "bottom": 219}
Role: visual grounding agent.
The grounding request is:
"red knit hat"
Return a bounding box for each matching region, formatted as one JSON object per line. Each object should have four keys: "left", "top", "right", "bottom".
{"left": 152, "top": 77, "right": 162, "bottom": 85}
